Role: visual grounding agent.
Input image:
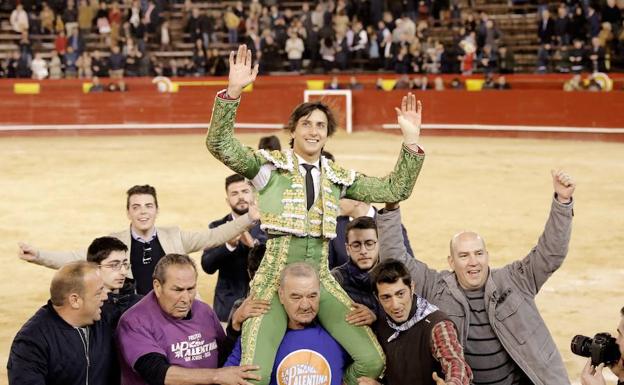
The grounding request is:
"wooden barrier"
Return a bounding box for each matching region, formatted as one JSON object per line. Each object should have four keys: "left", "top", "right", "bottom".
{"left": 0, "top": 75, "right": 623, "bottom": 141}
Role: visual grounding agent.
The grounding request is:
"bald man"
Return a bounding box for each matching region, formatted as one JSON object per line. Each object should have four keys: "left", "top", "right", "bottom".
{"left": 375, "top": 170, "right": 575, "bottom": 385}
{"left": 8, "top": 261, "right": 117, "bottom": 385}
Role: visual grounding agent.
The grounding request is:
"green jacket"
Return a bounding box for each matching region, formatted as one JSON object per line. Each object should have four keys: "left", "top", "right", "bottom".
{"left": 206, "top": 95, "right": 425, "bottom": 239}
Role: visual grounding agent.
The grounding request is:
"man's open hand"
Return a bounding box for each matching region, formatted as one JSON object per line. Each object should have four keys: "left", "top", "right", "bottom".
{"left": 394, "top": 92, "right": 422, "bottom": 145}
{"left": 227, "top": 45, "right": 259, "bottom": 99}
{"left": 231, "top": 297, "right": 271, "bottom": 331}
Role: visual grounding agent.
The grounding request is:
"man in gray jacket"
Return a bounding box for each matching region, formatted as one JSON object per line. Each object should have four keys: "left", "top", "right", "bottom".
{"left": 376, "top": 170, "right": 575, "bottom": 385}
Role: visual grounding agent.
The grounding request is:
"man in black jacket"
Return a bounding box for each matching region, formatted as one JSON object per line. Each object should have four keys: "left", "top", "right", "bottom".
{"left": 7, "top": 261, "right": 117, "bottom": 385}
{"left": 202, "top": 174, "right": 266, "bottom": 321}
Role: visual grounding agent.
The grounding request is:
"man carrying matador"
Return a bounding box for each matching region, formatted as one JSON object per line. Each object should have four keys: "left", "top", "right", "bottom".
{"left": 206, "top": 45, "right": 425, "bottom": 385}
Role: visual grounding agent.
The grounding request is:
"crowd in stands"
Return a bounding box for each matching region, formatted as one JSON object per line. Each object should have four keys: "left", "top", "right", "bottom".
{"left": 1, "top": 0, "right": 623, "bottom": 80}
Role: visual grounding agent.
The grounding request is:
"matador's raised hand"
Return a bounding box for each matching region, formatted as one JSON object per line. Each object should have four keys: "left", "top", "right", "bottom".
{"left": 226, "top": 44, "right": 259, "bottom": 99}
{"left": 394, "top": 92, "right": 422, "bottom": 146}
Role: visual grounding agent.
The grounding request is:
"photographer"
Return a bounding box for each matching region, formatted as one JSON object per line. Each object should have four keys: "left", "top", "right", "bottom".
{"left": 580, "top": 307, "right": 624, "bottom": 385}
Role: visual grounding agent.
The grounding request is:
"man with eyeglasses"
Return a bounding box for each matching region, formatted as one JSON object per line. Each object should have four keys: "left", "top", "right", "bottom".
{"left": 331, "top": 216, "right": 383, "bottom": 327}
{"left": 18, "top": 184, "right": 260, "bottom": 295}
{"left": 328, "top": 198, "right": 414, "bottom": 269}
{"left": 86, "top": 236, "right": 142, "bottom": 328}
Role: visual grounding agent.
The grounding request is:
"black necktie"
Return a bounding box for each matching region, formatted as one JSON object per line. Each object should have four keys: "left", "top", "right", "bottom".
{"left": 302, "top": 164, "right": 315, "bottom": 210}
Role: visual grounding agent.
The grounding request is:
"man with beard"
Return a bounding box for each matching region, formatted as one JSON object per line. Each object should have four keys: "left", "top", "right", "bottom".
{"left": 202, "top": 174, "right": 266, "bottom": 321}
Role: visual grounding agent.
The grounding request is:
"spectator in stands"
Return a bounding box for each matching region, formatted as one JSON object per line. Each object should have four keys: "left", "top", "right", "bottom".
{"left": 159, "top": 20, "right": 171, "bottom": 51}
{"left": 482, "top": 19, "right": 502, "bottom": 49}
{"left": 95, "top": 1, "right": 110, "bottom": 40}
{"left": 91, "top": 49, "right": 109, "bottom": 77}
{"left": 393, "top": 74, "right": 412, "bottom": 89}
{"left": 225, "top": 262, "right": 349, "bottom": 385}
{"left": 570, "top": 5, "right": 587, "bottom": 43}
{"left": 450, "top": 77, "right": 463, "bottom": 89}
{"left": 54, "top": 29, "right": 67, "bottom": 54}
{"left": 7, "top": 51, "right": 19, "bottom": 78}
{"left": 40, "top": 2, "right": 55, "bottom": 34}
{"left": 7, "top": 261, "right": 117, "bottom": 385}
{"left": 192, "top": 39, "right": 206, "bottom": 76}
{"left": 116, "top": 254, "right": 260, "bottom": 385}
{"left": 30, "top": 53, "right": 48, "bottom": 79}
{"left": 495, "top": 75, "right": 511, "bottom": 89}
{"left": 587, "top": 5, "right": 602, "bottom": 38}
{"left": 77, "top": 51, "right": 92, "bottom": 78}
{"left": 538, "top": 8, "right": 555, "bottom": 45}
{"left": 602, "top": 0, "right": 622, "bottom": 33}
{"left": 326, "top": 76, "right": 341, "bottom": 90}
{"left": 394, "top": 45, "right": 411, "bottom": 74}
{"left": 10, "top": 4, "right": 29, "bottom": 33}
{"left": 589, "top": 36, "right": 607, "bottom": 72}
{"left": 62, "top": 0, "right": 78, "bottom": 36}
{"left": 77, "top": 0, "right": 95, "bottom": 35}
{"left": 48, "top": 50, "right": 63, "bottom": 79}
{"left": 497, "top": 45, "right": 515, "bottom": 73}
{"left": 67, "top": 27, "right": 85, "bottom": 55}
{"left": 433, "top": 76, "right": 445, "bottom": 90}
{"left": 351, "top": 21, "right": 369, "bottom": 63}
{"left": 348, "top": 76, "right": 364, "bottom": 90}
{"left": 365, "top": 258, "right": 472, "bottom": 385}
{"left": 142, "top": 0, "right": 160, "bottom": 35}
{"left": 259, "top": 34, "right": 281, "bottom": 74}
{"left": 108, "top": 2, "right": 123, "bottom": 45}
{"left": 478, "top": 44, "right": 497, "bottom": 74}
{"left": 201, "top": 174, "right": 266, "bottom": 322}
{"left": 536, "top": 43, "right": 553, "bottom": 73}
{"left": 89, "top": 75, "right": 105, "bottom": 92}
{"left": 207, "top": 48, "right": 227, "bottom": 76}
{"left": 554, "top": 4, "right": 571, "bottom": 46}
{"left": 124, "top": 46, "right": 141, "bottom": 77}
{"left": 224, "top": 6, "right": 240, "bottom": 44}
{"left": 285, "top": 28, "right": 304, "bottom": 72}
{"left": 64, "top": 45, "right": 79, "bottom": 77}
{"left": 569, "top": 39, "right": 587, "bottom": 73}
{"left": 109, "top": 44, "right": 125, "bottom": 78}
{"left": 127, "top": 0, "right": 142, "bottom": 37}
{"left": 554, "top": 45, "right": 571, "bottom": 73}
{"left": 320, "top": 36, "right": 335, "bottom": 73}
{"left": 54, "top": 12, "right": 65, "bottom": 34}
{"left": 459, "top": 39, "right": 476, "bottom": 75}
{"left": 482, "top": 72, "right": 496, "bottom": 89}
{"left": 598, "top": 22, "right": 614, "bottom": 56}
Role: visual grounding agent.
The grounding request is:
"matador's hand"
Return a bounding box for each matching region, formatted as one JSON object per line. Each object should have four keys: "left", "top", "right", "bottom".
{"left": 394, "top": 92, "right": 422, "bottom": 145}
{"left": 227, "top": 45, "right": 259, "bottom": 99}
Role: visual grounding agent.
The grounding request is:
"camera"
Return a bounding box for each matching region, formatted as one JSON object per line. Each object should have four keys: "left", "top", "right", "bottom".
{"left": 571, "top": 333, "right": 621, "bottom": 366}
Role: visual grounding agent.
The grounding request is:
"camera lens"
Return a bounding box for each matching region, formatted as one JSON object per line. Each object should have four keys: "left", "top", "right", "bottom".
{"left": 571, "top": 335, "right": 592, "bottom": 357}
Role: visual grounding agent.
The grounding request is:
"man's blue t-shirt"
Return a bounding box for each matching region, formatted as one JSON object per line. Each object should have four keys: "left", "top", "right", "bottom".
{"left": 225, "top": 323, "right": 348, "bottom": 385}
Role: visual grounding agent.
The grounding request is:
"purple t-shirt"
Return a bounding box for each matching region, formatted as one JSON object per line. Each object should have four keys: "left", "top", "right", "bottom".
{"left": 116, "top": 292, "right": 225, "bottom": 385}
